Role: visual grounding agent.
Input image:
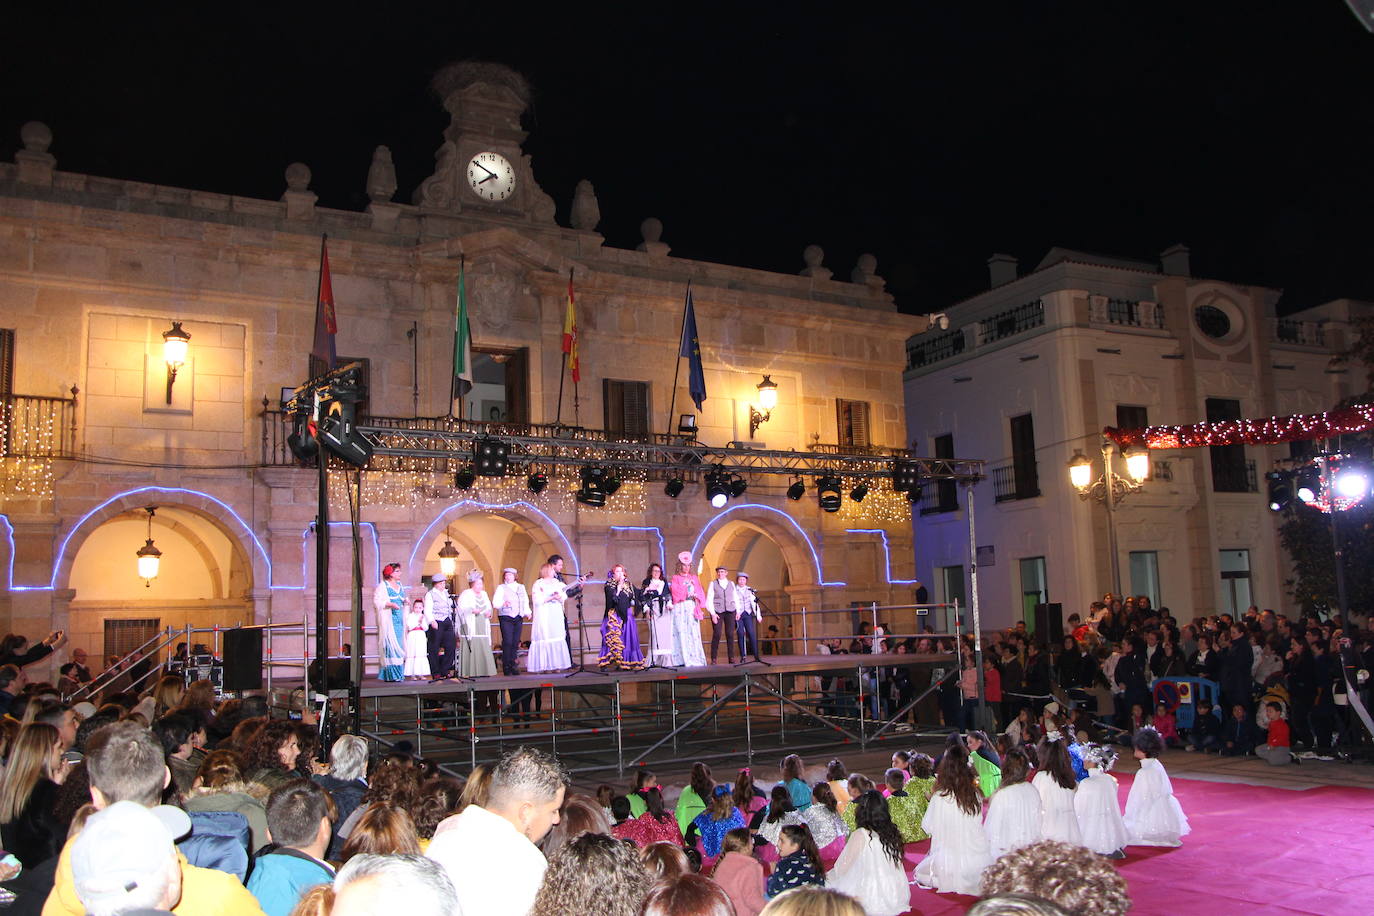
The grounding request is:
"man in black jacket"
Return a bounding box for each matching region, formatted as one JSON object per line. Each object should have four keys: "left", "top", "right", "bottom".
{"left": 1113, "top": 637, "right": 1150, "bottom": 730}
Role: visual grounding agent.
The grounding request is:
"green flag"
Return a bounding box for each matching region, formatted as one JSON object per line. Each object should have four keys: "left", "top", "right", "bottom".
{"left": 451, "top": 261, "right": 473, "bottom": 413}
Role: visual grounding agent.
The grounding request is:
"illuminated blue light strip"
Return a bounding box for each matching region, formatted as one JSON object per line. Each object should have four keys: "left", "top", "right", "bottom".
{"left": 296, "top": 522, "right": 382, "bottom": 592}
{"left": 406, "top": 499, "right": 580, "bottom": 579}
{"left": 610, "top": 526, "right": 666, "bottom": 573}
{"left": 10, "top": 486, "right": 278, "bottom": 592}
{"left": 689, "top": 503, "right": 846, "bottom": 587}
{"left": 845, "top": 528, "right": 921, "bottom": 584}
{"left": 0, "top": 514, "right": 49, "bottom": 592}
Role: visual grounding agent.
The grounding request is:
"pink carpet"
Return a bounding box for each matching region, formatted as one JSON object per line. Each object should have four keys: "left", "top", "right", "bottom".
{"left": 896, "top": 774, "right": 1374, "bottom": 915}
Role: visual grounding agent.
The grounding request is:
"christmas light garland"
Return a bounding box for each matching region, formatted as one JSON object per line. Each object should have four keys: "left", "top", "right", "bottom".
{"left": 1105, "top": 403, "right": 1374, "bottom": 450}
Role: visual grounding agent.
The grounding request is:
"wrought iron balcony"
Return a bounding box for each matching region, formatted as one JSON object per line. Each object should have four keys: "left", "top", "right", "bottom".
{"left": 906, "top": 328, "right": 967, "bottom": 370}
{"left": 1273, "top": 318, "right": 1325, "bottom": 348}
{"left": 1, "top": 391, "right": 79, "bottom": 459}
{"left": 991, "top": 461, "right": 1041, "bottom": 503}
{"left": 976, "top": 299, "right": 1045, "bottom": 346}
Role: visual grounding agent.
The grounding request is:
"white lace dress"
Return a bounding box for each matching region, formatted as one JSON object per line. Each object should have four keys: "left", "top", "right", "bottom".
{"left": 1074, "top": 769, "right": 1129, "bottom": 855}
{"left": 827, "top": 827, "right": 911, "bottom": 916}
{"left": 983, "top": 781, "right": 1042, "bottom": 862}
{"left": 528, "top": 578, "right": 573, "bottom": 672}
{"left": 1124, "top": 757, "right": 1190, "bottom": 847}
{"left": 913, "top": 791, "right": 993, "bottom": 896}
{"left": 1032, "top": 771, "right": 1082, "bottom": 846}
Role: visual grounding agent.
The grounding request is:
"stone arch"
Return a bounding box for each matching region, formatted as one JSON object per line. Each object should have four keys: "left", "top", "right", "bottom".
{"left": 407, "top": 499, "right": 578, "bottom": 584}
{"left": 689, "top": 505, "right": 822, "bottom": 588}
{"left": 53, "top": 487, "right": 266, "bottom": 593}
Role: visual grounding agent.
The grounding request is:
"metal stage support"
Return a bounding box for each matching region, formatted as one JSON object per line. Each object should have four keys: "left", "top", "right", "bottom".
{"left": 346, "top": 648, "right": 964, "bottom": 777}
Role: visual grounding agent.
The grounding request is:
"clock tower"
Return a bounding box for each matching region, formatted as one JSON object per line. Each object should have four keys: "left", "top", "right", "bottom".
{"left": 413, "top": 61, "right": 557, "bottom": 226}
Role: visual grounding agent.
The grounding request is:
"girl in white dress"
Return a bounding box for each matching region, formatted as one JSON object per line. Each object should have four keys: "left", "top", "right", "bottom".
{"left": 641, "top": 563, "right": 674, "bottom": 666}
{"left": 982, "top": 747, "right": 1041, "bottom": 862}
{"left": 1032, "top": 732, "right": 1083, "bottom": 846}
{"left": 528, "top": 563, "right": 573, "bottom": 672}
{"left": 1124, "top": 726, "right": 1190, "bottom": 847}
{"left": 828, "top": 790, "right": 911, "bottom": 916}
{"left": 456, "top": 569, "right": 498, "bottom": 677}
{"left": 913, "top": 745, "right": 993, "bottom": 896}
{"left": 1074, "top": 744, "right": 1129, "bottom": 858}
{"left": 403, "top": 599, "right": 431, "bottom": 680}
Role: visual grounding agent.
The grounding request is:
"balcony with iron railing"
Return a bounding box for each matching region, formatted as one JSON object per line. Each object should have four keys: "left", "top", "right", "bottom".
{"left": 906, "top": 328, "right": 967, "bottom": 371}
{"left": 1272, "top": 318, "right": 1326, "bottom": 348}
{"left": 917, "top": 480, "right": 960, "bottom": 516}
{"left": 976, "top": 299, "right": 1046, "bottom": 346}
{"left": 1088, "top": 296, "right": 1166, "bottom": 331}
{"left": 1211, "top": 458, "right": 1258, "bottom": 494}
{"left": 990, "top": 460, "right": 1041, "bottom": 503}
{"left": 1, "top": 390, "right": 79, "bottom": 459}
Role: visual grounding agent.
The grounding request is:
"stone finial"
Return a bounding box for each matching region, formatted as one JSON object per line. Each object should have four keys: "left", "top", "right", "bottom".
{"left": 571, "top": 179, "right": 601, "bottom": 231}
{"left": 367, "top": 146, "right": 398, "bottom": 204}
{"left": 637, "top": 217, "right": 670, "bottom": 257}
{"left": 282, "top": 162, "right": 317, "bottom": 220}
{"left": 800, "top": 244, "right": 832, "bottom": 280}
{"left": 15, "top": 121, "right": 56, "bottom": 187}
{"left": 851, "top": 253, "right": 877, "bottom": 284}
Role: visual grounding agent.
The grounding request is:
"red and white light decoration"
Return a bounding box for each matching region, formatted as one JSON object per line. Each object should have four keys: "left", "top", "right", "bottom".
{"left": 1106, "top": 403, "right": 1374, "bottom": 450}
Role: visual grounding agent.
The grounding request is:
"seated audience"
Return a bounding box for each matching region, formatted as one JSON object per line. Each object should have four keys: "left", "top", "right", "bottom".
{"left": 331, "top": 853, "right": 458, "bottom": 916}
{"left": 246, "top": 780, "right": 335, "bottom": 916}
{"left": 713, "top": 827, "right": 768, "bottom": 916}
{"left": 529, "top": 830, "right": 651, "bottom": 916}
{"left": 979, "top": 839, "right": 1130, "bottom": 916}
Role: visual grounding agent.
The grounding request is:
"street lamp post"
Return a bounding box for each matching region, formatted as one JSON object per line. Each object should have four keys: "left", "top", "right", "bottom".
{"left": 1068, "top": 440, "right": 1150, "bottom": 598}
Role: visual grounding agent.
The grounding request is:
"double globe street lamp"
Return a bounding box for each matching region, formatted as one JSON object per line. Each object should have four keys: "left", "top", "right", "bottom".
{"left": 1067, "top": 441, "right": 1151, "bottom": 598}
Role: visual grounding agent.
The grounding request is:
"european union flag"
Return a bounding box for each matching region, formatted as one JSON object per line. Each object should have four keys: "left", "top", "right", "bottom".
{"left": 680, "top": 287, "right": 707, "bottom": 411}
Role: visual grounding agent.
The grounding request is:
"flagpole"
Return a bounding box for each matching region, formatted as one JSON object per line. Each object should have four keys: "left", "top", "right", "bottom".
{"left": 556, "top": 267, "right": 571, "bottom": 425}
{"left": 452, "top": 256, "right": 465, "bottom": 420}
{"left": 310, "top": 233, "right": 329, "bottom": 733}
{"left": 666, "top": 281, "right": 690, "bottom": 438}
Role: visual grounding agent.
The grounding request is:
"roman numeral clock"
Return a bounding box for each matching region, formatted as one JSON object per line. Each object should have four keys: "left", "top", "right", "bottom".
{"left": 466, "top": 151, "right": 517, "bottom": 202}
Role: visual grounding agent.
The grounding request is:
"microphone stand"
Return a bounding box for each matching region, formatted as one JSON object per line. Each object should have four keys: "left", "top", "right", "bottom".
{"left": 563, "top": 572, "right": 609, "bottom": 678}
{"left": 735, "top": 590, "right": 773, "bottom": 668}
{"left": 442, "top": 592, "right": 477, "bottom": 684}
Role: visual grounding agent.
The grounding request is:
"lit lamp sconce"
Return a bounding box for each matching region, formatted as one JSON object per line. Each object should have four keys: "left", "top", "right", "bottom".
{"left": 1123, "top": 445, "right": 1151, "bottom": 483}
{"left": 749, "top": 374, "right": 778, "bottom": 438}
{"left": 1067, "top": 450, "right": 1093, "bottom": 491}
{"left": 135, "top": 506, "right": 162, "bottom": 587}
{"left": 437, "top": 530, "right": 460, "bottom": 578}
{"left": 162, "top": 321, "right": 191, "bottom": 404}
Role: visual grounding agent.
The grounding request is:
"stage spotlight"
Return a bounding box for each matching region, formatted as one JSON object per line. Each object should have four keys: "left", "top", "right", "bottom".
{"left": 664, "top": 477, "right": 684, "bottom": 498}
{"left": 454, "top": 467, "right": 477, "bottom": 490}
{"left": 816, "top": 474, "right": 842, "bottom": 513}
{"left": 604, "top": 475, "right": 623, "bottom": 496}
{"left": 850, "top": 483, "right": 869, "bottom": 502}
{"left": 786, "top": 477, "right": 806, "bottom": 500}
{"left": 527, "top": 472, "right": 548, "bottom": 494}
{"left": 577, "top": 466, "right": 608, "bottom": 507}
{"left": 891, "top": 459, "right": 920, "bottom": 493}
{"left": 705, "top": 467, "right": 730, "bottom": 509}
{"left": 728, "top": 475, "right": 749, "bottom": 498}
{"left": 1335, "top": 464, "right": 1370, "bottom": 499}
{"left": 1265, "top": 470, "right": 1291, "bottom": 513}
{"left": 474, "top": 437, "right": 509, "bottom": 477}
{"left": 1295, "top": 465, "right": 1321, "bottom": 505}
{"left": 285, "top": 411, "right": 318, "bottom": 462}
{"left": 575, "top": 487, "right": 606, "bottom": 507}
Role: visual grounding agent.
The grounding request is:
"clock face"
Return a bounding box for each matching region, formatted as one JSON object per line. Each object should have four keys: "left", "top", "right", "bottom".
{"left": 466, "top": 151, "right": 516, "bottom": 202}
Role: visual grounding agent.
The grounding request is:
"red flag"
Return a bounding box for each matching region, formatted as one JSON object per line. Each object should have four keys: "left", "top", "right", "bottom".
{"left": 311, "top": 237, "right": 337, "bottom": 368}
{"left": 562, "top": 274, "right": 580, "bottom": 383}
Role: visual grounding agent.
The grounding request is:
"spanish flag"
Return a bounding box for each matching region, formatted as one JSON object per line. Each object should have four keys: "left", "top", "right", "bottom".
{"left": 562, "top": 271, "right": 580, "bottom": 383}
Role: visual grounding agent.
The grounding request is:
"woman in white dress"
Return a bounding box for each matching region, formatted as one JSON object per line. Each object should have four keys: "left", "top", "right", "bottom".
{"left": 982, "top": 747, "right": 1041, "bottom": 861}
{"left": 1074, "top": 744, "right": 1129, "bottom": 857}
{"left": 1032, "top": 732, "right": 1083, "bottom": 846}
{"left": 403, "top": 599, "right": 431, "bottom": 680}
{"left": 667, "top": 551, "right": 707, "bottom": 668}
{"left": 641, "top": 563, "right": 674, "bottom": 666}
{"left": 913, "top": 745, "right": 993, "bottom": 896}
{"left": 456, "top": 569, "right": 498, "bottom": 678}
{"left": 492, "top": 568, "right": 531, "bottom": 676}
{"left": 827, "top": 790, "right": 911, "bottom": 916}
{"left": 528, "top": 562, "right": 573, "bottom": 672}
{"left": 1123, "top": 726, "right": 1190, "bottom": 847}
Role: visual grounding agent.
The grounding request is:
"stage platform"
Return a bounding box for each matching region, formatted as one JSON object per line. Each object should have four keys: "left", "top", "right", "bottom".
{"left": 281, "top": 651, "right": 961, "bottom": 776}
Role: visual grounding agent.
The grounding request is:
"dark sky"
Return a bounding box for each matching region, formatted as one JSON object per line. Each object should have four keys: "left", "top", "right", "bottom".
{"left": 3, "top": 3, "right": 1373, "bottom": 314}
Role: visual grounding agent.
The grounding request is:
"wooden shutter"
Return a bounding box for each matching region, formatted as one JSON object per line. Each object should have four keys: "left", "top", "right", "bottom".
{"left": 837, "top": 399, "right": 871, "bottom": 448}
{"left": 604, "top": 380, "right": 650, "bottom": 439}
{"left": 0, "top": 329, "right": 13, "bottom": 397}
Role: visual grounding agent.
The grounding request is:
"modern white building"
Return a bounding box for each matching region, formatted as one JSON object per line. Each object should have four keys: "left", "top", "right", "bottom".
{"left": 903, "top": 245, "right": 1368, "bottom": 633}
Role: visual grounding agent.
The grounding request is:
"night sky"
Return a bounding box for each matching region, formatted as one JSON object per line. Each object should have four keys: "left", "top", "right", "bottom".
{"left": 3, "top": 3, "right": 1372, "bottom": 314}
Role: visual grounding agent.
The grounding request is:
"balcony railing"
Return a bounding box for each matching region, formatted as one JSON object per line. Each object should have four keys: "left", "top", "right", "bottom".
{"left": 991, "top": 460, "right": 1041, "bottom": 502}
{"left": 1093, "top": 297, "right": 1165, "bottom": 330}
{"left": 906, "top": 329, "right": 967, "bottom": 370}
{"left": 1273, "top": 318, "right": 1325, "bottom": 348}
{"left": 1212, "top": 458, "right": 1258, "bottom": 494}
{"left": 917, "top": 481, "right": 960, "bottom": 516}
{"left": 976, "top": 299, "right": 1045, "bottom": 346}
{"left": 1, "top": 392, "right": 79, "bottom": 459}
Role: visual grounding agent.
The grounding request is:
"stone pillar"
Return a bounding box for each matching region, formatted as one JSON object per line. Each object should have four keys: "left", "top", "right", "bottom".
{"left": 15, "top": 122, "right": 55, "bottom": 188}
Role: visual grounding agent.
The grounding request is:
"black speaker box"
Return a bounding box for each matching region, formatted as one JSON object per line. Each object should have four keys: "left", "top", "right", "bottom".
{"left": 221, "top": 627, "right": 263, "bottom": 691}
{"left": 307, "top": 657, "right": 352, "bottom": 690}
{"left": 1033, "top": 602, "right": 1064, "bottom": 645}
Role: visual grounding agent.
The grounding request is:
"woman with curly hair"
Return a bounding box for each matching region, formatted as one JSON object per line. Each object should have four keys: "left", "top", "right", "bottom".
{"left": 826, "top": 790, "right": 908, "bottom": 916}
{"left": 913, "top": 745, "right": 992, "bottom": 896}
{"left": 529, "top": 831, "right": 651, "bottom": 916}
{"left": 978, "top": 839, "right": 1131, "bottom": 916}
{"left": 411, "top": 776, "right": 464, "bottom": 851}
{"left": 339, "top": 804, "right": 421, "bottom": 861}
{"left": 242, "top": 719, "right": 302, "bottom": 795}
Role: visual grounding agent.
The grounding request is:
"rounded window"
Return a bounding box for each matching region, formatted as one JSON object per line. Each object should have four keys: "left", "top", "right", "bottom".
{"left": 1194, "top": 305, "right": 1232, "bottom": 339}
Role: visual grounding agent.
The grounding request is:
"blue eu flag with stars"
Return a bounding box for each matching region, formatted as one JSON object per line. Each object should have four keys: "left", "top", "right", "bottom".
{"left": 680, "top": 287, "right": 707, "bottom": 411}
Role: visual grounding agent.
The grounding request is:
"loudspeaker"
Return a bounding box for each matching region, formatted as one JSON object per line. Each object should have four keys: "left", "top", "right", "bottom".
{"left": 221, "top": 627, "right": 263, "bottom": 691}
{"left": 307, "top": 657, "right": 352, "bottom": 690}
{"left": 1033, "top": 602, "right": 1064, "bottom": 645}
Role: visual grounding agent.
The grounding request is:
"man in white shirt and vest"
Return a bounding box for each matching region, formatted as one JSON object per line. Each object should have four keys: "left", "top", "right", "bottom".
{"left": 426, "top": 746, "right": 566, "bottom": 916}
{"left": 735, "top": 571, "right": 763, "bottom": 663}
{"left": 423, "top": 577, "right": 457, "bottom": 681}
{"left": 705, "top": 566, "right": 739, "bottom": 664}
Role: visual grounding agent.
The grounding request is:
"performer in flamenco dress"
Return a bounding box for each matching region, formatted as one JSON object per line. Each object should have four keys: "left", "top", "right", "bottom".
{"left": 371, "top": 563, "right": 407, "bottom": 682}
{"left": 528, "top": 562, "right": 574, "bottom": 673}
{"left": 456, "top": 569, "right": 498, "bottom": 678}
{"left": 403, "top": 598, "right": 431, "bottom": 680}
{"left": 641, "top": 563, "right": 674, "bottom": 667}
{"left": 599, "top": 564, "right": 645, "bottom": 670}
{"left": 668, "top": 551, "right": 708, "bottom": 668}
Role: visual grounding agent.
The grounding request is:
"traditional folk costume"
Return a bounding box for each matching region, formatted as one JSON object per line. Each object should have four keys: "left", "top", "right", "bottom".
{"left": 599, "top": 579, "right": 645, "bottom": 670}
{"left": 371, "top": 570, "right": 406, "bottom": 682}
{"left": 913, "top": 791, "right": 993, "bottom": 896}
{"left": 528, "top": 576, "right": 573, "bottom": 673}
{"left": 403, "top": 606, "right": 431, "bottom": 678}
{"left": 492, "top": 574, "right": 531, "bottom": 676}
{"left": 641, "top": 574, "right": 674, "bottom": 666}
{"left": 456, "top": 577, "right": 498, "bottom": 677}
{"left": 669, "top": 553, "right": 708, "bottom": 668}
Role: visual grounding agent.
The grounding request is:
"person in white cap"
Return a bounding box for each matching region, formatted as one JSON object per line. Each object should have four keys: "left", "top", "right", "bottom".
{"left": 735, "top": 572, "right": 763, "bottom": 662}
{"left": 71, "top": 800, "right": 187, "bottom": 915}
{"left": 492, "top": 568, "right": 530, "bottom": 676}
{"left": 457, "top": 569, "right": 498, "bottom": 678}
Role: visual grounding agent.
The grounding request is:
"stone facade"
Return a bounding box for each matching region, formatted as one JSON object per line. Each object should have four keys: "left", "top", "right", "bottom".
{"left": 0, "top": 64, "right": 925, "bottom": 674}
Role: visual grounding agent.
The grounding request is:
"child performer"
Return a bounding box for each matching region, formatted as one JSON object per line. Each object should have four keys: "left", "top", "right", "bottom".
{"left": 828, "top": 791, "right": 910, "bottom": 916}
{"left": 1074, "top": 744, "right": 1129, "bottom": 858}
{"left": 1124, "top": 726, "right": 1190, "bottom": 847}
{"left": 883, "top": 768, "right": 926, "bottom": 844}
{"left": 404, "top": 598, "right": 431, "bottom": 680}
{"left": 912, "top": 745, "right": 993, "bottom": 896}
{"left": 1032, "top": 730, "right": 1083, "bottom": 846}
{"left": 983, "top": 747, "right": 1041, "bottom": 861}
{"left": 767, "top": 824, "right": 826, "bottom": 898}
